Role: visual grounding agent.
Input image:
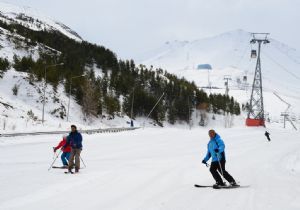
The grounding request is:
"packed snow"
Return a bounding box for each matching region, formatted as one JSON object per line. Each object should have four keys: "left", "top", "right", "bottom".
{"left": 0, "top": 125, "right": 300, "bottom": 210}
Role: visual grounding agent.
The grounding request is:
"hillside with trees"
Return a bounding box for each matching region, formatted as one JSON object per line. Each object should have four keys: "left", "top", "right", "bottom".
{"left": 0, "top": 18, "right": 240, "bottom": 126}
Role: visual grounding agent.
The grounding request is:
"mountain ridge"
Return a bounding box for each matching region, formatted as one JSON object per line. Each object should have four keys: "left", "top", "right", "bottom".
{"left": 0, "top": 2, "right": 82, "bottom": 42}
{"left": 137, "top": 29, "right": 300, "bottom": 71}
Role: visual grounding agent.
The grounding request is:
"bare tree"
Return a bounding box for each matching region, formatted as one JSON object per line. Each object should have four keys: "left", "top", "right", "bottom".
{"left": 197, "top": 103, "right": 209, "bottom": 126}
{"left": 82, "top": 80, "right": 98, "bottom": 119}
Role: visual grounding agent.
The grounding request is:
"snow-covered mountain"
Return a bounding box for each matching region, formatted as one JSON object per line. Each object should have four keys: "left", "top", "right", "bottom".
{"left": 137, "top": 29, "right": 300, "bottom": 124}
{"left": 0, "top": 2, "right": 83, "bottom": 62}
{"left": 0, "top": 2, "right": 82, "bottom": 42}
{"left": 0, "top": 3, "right": 134, "bottom": 132}
{"left": 1, "top": 4, "right": 299, "bottom": 210}
{"left": 1, "top": 2, "right": 298, "bottom": 132}
{"left": 138, "top": 29, "right": 300, "bottom": 74}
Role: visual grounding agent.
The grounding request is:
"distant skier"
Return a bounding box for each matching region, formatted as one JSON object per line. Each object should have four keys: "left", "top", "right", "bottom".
{"left": 130, "top": 119, "right": 134, "bottom": 127}
{"left": 265, "top": 131, "right": 271, "bottom": 141}
{"left": 53, "top": 135, "right": 71, "bottom": 168}
{"left": 202, "top": 129, "right": 237, "bottom": 188}
{"left": 64, "top": 125, "right": 83, "bottom": 173}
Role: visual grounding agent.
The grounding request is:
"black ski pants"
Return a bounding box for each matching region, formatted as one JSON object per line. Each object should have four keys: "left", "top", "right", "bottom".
{"left": 210, "top": 159, "right": 235, "bottom": 184}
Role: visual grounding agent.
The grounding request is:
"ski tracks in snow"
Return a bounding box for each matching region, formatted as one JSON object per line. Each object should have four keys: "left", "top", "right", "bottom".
{"left": 1, "top": 128, "right": 300, "bottom": 210}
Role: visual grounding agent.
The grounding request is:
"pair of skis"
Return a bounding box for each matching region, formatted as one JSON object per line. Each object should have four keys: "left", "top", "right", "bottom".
{"left": 52, "top": 166, "right": 80, "bottom": 174}
{"left": 64, "top": 171, "right": 77, "bottom": 174}
{"left": 52, "top": 166, "right": 68, "bottom": 169}
{"left": 194, "top": 184, "right": 249, "bottom": 189}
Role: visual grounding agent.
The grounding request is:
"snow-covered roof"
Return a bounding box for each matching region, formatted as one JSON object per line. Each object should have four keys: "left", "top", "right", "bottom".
{"left": 197, "top": 64, "right": 212, "bottom": 70}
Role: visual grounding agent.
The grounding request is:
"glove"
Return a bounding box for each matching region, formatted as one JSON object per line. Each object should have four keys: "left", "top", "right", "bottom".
{"left": 202, "top": 160, "right": 207, "bottom": 164}
{"left": 214, "top": 148, "right": 219, "bottom": 153}
{"left": 53, "top": 147, "right": 57, "bottom": 152}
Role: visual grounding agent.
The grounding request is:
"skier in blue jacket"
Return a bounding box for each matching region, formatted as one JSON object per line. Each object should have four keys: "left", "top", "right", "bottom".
{"left": 64, "top": 125, "right": 83, "bottom": 173}
{"left": 202, "top": 129, "right": 237, "bottom": 187}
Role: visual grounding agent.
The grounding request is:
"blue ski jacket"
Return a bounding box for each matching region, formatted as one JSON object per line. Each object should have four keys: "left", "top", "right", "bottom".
{"left": 66, "top": 131, "right": 83, "bottom": 149}
{"left": 203, "top": 133, "right": 226, "bottom": 163}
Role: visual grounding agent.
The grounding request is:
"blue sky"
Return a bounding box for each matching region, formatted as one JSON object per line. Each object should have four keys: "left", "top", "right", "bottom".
{"left": 4, "top": 0, "right": 300, "bottom": 59}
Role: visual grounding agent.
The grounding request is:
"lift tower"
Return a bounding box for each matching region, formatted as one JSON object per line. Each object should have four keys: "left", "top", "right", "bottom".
{"left": 246, "top": 33, "right": 270, "bottom": 126}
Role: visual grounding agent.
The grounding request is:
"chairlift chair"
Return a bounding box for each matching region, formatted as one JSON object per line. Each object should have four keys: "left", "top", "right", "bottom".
{"left": 251, "top": 50, "right": 257, "bottom": 58}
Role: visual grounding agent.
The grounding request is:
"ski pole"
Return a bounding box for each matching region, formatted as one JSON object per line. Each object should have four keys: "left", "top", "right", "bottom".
{"left": 79, "top": 155, "right": 86, "bottom": 168}
{"left": 216, "top": 153, "right": 224, "bottom": 177}
{"left": 48, "top": 149, "right": 62, "bottom": 171}
{"left": 52, "top": 148, "right": 56, "bottom": 160}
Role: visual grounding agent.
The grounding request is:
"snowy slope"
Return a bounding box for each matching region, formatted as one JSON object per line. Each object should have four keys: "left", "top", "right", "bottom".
{"left": 0, "top": 2, "right": 82, "bottom": 42}
{"left": 0, "top": 3, "right": 140, "bottom": 132}
{"left": 137, "top": 29, "right": 300, "bottom": 122}
{"left": 138, "top": 29, "right": 300, "bottom": 74}
{"left": 0, "top": 126, "right": 300, "bottom": 210}
{"left": 0, "top": 25, "right": 59, "bottom": 62}
{"left": 0, "top": 69, "right": 135, "bottom": 133}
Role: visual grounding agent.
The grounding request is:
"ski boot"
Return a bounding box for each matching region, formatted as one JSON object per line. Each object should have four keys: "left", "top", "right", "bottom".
{"left": 230, "top": 181, "right": 239, "bottom": 187}
{"left": 213, "top": 182, "right": 226, "bottom": 189}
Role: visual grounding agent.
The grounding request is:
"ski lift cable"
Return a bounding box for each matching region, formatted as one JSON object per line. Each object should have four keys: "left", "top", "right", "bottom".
{"left": 270, "top": 42, "right": 300, "bottom": 65}
{"left": 262, "top": 51, "right": 300, "bottom": 81}
{"left": 236, "top": 41, "right": 251, "bottom": 68}
{"left": 273, "top": 91, "right": 291, "bottom": 112}
{"left": 236, "top": 34, "right": 253, "bottom": 69}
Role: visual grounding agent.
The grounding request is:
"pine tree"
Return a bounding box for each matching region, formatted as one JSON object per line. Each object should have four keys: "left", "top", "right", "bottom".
{"left": 0, "top": 58, "right": 10, "bottom": 78}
